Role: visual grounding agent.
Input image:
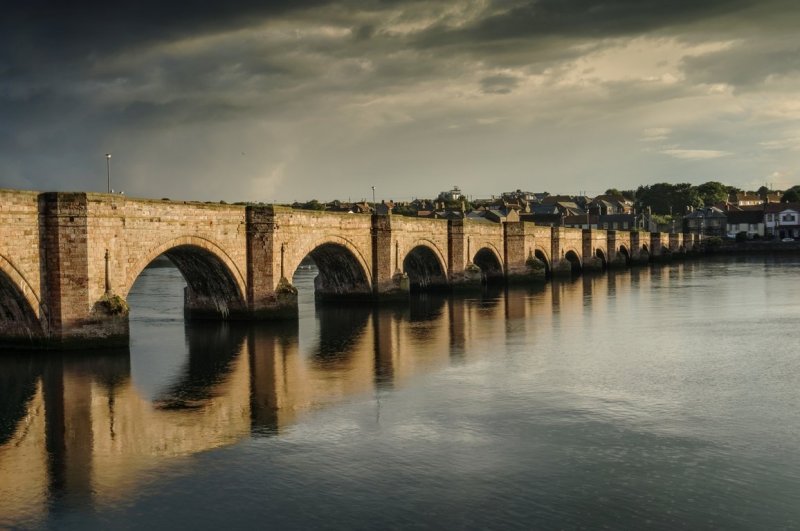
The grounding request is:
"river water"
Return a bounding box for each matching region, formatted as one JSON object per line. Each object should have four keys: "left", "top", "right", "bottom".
{"left": 1, "top": 256, "right": 799, "bottom": 530}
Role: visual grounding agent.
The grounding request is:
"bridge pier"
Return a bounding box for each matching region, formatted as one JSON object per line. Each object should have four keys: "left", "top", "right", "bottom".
{"left": 629, "top": 232, "right": 650, "bottom": 265}
{"left": 606, "top": 230, "right": 627, "bottom": 268}
{"left": 372, "top": 215, "right": 412, "bottom": 301}
{"left": 446, "top": 220, "right": 486, "bottom": 291}
{"left": 38, "top": 193, "right": 129, "bottom": 348}
{"left": 504, "top": 222, "right": 545, "bottom": 284}
{"left": 581, "top": 229, "right": 605, "bottom": 272}
{"left": 246, "top": 206, "right": 299, "bottom": 319}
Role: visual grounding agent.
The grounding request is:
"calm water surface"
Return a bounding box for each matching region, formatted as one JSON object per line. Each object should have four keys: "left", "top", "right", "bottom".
{"left": 1, "top": 256, "right": 799, "bottom": 530}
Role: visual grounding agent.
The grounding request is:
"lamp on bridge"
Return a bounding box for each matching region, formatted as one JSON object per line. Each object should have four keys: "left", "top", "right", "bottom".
{"left": 105, "top": 153, "right": 111, "bottom": 194}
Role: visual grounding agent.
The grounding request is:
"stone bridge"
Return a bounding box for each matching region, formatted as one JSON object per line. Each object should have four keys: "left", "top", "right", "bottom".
{"left": 0, "top": 189, "right": 698, "bottom": 348}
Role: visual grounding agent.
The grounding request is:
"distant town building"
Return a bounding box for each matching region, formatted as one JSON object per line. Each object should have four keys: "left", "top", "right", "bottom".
{"left": 725, "top": 210, "right": 765, "bottom": 238}
{"left": 438, "top": 186, "right": 463, "bottom": 202}
{"left": 683, "top": 207, "right": 727, "bottom": 236}
{"left": 765, "top": 203, "right": 800, "bottom": 239}
{"left": 728, "top": 192, "right": 763, "bottom": 207}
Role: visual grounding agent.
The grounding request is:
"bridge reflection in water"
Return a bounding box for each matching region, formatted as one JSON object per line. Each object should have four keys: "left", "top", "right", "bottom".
{"left": 0, "top": 262, "right": 681, "bottom": 523}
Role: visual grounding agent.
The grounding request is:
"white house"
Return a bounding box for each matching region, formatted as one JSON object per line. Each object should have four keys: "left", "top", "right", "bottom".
{"left": 765, "top": 203, "right": 800, "bottom": 239}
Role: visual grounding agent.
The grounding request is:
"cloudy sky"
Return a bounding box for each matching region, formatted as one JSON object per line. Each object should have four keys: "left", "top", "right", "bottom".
{"left": 1, "top": 0, "right": 798, "bottom": 202}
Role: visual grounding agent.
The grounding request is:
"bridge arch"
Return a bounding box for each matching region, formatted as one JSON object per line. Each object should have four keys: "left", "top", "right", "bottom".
{"left": 564, "top": 249, "right": 582, "bottom": 274}
{"left": 595, "top": 248, "right": 607, "bottom": 269}
{"left": 640, "top": 243, "right": 651, "bottom": 262}
{"left": 287, "top": 235, "right": 372, "bottom": 286}
{"left": 403, "top": 241, "right": 448, "bottom": 292}
{"left": 534, "top": 247, "right": 551, "bottom": 277}
{"left": 618, "top": 244, "right": 631, "bottom": 265}
{"left": 0, "top": 255, "right": 44, "bottom": 340}
{"left": 473, "top": 246, "right": 504, "bottom": 283}
{"left": 124, "top": 236, "right": 247, "bottom": 319}
{"left": 291, "top": 239, "right": 372, "bottom": 300}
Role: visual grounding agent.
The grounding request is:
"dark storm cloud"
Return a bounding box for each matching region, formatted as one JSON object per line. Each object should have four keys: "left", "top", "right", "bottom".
{"left": 0, "top": 0, "right": 329, "bottom": 68}
{"left": 415, "top": 0, "right": 754, "bottom": 48}
{"left": 2, "top": 0, "right": 800, "bottom": 199}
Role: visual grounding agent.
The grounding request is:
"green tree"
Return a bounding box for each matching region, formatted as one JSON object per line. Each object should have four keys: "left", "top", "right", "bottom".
{"left": 757, "top": 185, "right": 771, "bottom": 199}
{"left": 696, "top": 181, "right": 729, "bottom": 206}
{"left": 781, "top": 186, "right": 800, "bottom": 203}
{"left": 635, "top": 183, "right": 702, "bottom": 215}
{"left": 300, "top": 199, "right": 326, "bottom": 211}
{"left": 606, "top": 188, "right": 635, "bottom": 200}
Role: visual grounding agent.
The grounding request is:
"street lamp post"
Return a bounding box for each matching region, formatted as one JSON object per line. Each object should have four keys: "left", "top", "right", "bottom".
{"left": 371, "top": 186, "right": 376, "bottom": 212}
{"left": 105, "top": 153, "right": 111, "bottom": 193}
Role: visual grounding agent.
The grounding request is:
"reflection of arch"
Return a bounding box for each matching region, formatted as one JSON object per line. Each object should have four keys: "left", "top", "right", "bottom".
{"left": 301, "top": 242, "right": 372, "bottom": 299}
{"left": 124, "top": 236, "right": 246, "bottom": 300}
{"left": 564, "top": 250, "right": 582, "bottom": 273}
{"left": 473, "top": 247, "right": 504, "bottom": 283}
{"left": 154, "top": 323, "right": 247, "bottom": 410}
{"left": 287, "top": 236, "right": 372, "bottom": 288}
{"left": 403, "top": 244, "right": 448, "bottom": 291}
{"left": 0, "top": 255, "right": 43, "bottom": 340}
{"left": 126, "top": 239, "right": 247, "bottom": 319}
{"left": 312, "top": 304, "right": 371, "bottom": 365}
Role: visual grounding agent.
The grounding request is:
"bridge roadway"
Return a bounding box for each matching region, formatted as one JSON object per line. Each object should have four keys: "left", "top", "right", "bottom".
{"left": 0, "top": 189, "right": 698, "bottom": 348}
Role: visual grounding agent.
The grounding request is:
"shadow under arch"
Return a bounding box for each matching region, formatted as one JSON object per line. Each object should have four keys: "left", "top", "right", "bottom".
{"left": 403, "top": 245, "right": 448, "bottom": 292}
{"left": 640, "top": 244, "right": 651, "bottom": 263}
{"left": 130, "top": 245, "right": 247, "bottom": 320}
{"left": 473, "top": 247, "right": 504, "bottom": 284}
{"left": 0, "top": 266, "right": 44, "bottom": 346}
{"left": 564, "top": 250, "right": 582, "bottom": 274}
{"left": 300, "top": 242, "right": 372, "bottom": 301}
{"left": 534, "top": 249, "right": 551, "bottom": 277}
{"left": 595, "top": 248, "right": 608, "bottom": 269}
{"left": 618, "top": 245, "right": 631, "bottom": 265}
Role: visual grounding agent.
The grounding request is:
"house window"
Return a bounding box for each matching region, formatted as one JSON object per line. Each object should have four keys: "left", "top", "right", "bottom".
{"left": 603, "top": 223, "right": 608, "bottom": 229}
{"left": 612, "top": 222, "right": 618, "bottom": 229}
{"left": 622, "top": 222, "right": 628, "bottom": 229}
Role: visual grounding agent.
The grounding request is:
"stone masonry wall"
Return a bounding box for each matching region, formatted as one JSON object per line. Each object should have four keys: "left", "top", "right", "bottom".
{"left": 391, "top": 216, "right": 450, "bottom": 275}
{"left": 463, "top": 219, "right": 505, "bottom": 266}
{"left": 0, "top": 189, "right": 42, "bottom": 317}
{"left": 84, "top": 194, "right": 249, "bottom": 303}
{"left": 273, "top": 209, "right": 374, "bottom": 287}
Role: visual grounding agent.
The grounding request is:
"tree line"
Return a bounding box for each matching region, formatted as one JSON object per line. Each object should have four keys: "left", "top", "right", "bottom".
{"left": 605, "top": 182, "right": 800, "bottom": 215}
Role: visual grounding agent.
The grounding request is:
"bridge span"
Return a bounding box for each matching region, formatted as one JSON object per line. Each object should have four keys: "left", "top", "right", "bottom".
{"left": 0, "top": 189, "right": 698, "bottom": 348}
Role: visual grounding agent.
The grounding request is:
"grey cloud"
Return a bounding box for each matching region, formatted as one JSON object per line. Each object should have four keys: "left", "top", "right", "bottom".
{"left": 2, "top": 0, "right": 799, "bottom": 201}
{"left": 480, "top": 74, "right": 521, "bottom": 94}
{"left": 415, "top": 0, "right": 755, "bottom": 48}
{"left": 0, "top": 1, "right": 330, "bottom": 70}
{"left": 682, "top": 44, "right": 800, "bottom": 89}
